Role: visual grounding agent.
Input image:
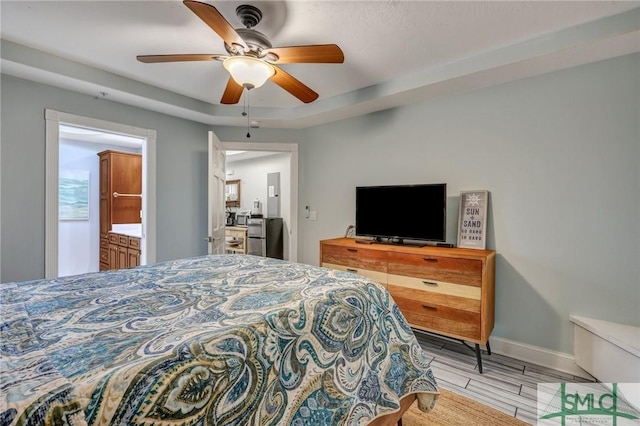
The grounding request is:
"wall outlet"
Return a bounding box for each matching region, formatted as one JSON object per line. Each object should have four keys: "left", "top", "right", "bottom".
{"left": 309, "top": 211, "right": 318, "bottom": 221}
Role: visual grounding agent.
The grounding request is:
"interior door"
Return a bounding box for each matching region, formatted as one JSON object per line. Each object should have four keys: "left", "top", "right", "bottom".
{"left": 207, "top": 131, "right": 226, "bottom": 254}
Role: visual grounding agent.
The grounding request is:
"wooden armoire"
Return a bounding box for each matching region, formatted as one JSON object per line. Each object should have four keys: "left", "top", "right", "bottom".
{"left": 98, "top": 150, "right": 142, "bottom": 270}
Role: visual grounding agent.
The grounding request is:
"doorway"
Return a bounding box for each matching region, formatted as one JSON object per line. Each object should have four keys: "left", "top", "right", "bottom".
{"left": 221, "top": 141, "right": 298, "bottom": 262}
{"left": 45, "top": 109, "right": 157, "bottom": 278}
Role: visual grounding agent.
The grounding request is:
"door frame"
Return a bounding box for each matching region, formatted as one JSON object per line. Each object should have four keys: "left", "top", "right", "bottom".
{"left": 221, "top": 141, "right": 298, "bottom": 262}
{"left": 44, "top": 109, "right": 156, "bottom": 278}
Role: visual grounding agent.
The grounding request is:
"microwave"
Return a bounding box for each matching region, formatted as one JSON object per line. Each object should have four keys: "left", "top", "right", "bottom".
{"left": 235, "top": 213, "right": 250, "bottom": 226}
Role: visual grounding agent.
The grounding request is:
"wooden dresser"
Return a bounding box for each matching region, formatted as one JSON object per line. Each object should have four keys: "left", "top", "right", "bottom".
{"left": 320, "top": 237, "right": 496, "bottom": 372}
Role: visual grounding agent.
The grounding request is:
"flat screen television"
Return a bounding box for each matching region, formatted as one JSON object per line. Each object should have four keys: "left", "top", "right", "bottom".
{"left": 355, "top": 183, "right": 447, "bottom": 243}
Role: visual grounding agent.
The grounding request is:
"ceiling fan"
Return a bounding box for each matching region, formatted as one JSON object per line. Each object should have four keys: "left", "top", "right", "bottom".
{"left": 137, "top": 0, "right": 344, "bottom": 105}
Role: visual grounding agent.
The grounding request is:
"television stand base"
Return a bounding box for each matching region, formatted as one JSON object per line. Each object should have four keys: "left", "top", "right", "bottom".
{"left": 389, "top": 239, "right": 427, "bottom": 248}
{"left": 434, "top": 242, "right": 455, "bottom": 248}
{"left": 354, "top": 238, "right": 454, "bottom": 248}
{"left": 354, "top": 239, "right": 376, "bottom": 244}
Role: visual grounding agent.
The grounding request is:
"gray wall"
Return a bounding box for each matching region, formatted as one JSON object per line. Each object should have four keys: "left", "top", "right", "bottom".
{"left": 1, "top": 53, "right": 638, "bottom": 356}
{"left": 297, "top": 53, "right": 640, "bottom": 354}
{"left": 1, "top": 74, "right": 213, "bottom": 282}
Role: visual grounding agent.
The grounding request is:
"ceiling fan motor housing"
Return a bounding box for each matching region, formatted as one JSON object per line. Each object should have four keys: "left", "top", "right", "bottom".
{"left": 225, "top": 5, "right": 273, "bottom": 57}
{"left": 236, "top": 4, "right": 262, "bottom": 28}
{"left": 226, "top": 28, "right": 273, "bottom": 56}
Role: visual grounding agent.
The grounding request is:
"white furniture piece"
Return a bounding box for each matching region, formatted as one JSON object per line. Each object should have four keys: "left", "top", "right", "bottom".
{"left": 225, "top": 226, "right": 247, "bottom": 254}
{"left": 570, "top": 315, "right": 640, "bottom": 382}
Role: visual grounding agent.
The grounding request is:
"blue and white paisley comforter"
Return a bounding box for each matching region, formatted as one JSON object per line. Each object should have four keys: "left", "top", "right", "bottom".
{"left": 1, "top": 255, "right": 438, "bottom": 425}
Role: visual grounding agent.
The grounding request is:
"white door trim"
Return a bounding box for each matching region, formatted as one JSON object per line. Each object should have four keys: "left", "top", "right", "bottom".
{"left": 44, "top": 109, "right": 156, "bottom": 278}
{"left": 221, "top": 141, "right": 298, "bottom": 262}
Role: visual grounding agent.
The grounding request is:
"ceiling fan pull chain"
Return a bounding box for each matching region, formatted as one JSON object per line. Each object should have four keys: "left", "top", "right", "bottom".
{"left": 246, "top": 89, "right": 251, "bottom": 138}
{"left": 242, "top": 88, "right": 248, "bottom": 117}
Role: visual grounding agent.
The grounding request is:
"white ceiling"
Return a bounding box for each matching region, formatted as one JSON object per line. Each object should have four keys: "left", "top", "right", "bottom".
{"left": 2, "top": 1, "right": 639, "bottom": 129}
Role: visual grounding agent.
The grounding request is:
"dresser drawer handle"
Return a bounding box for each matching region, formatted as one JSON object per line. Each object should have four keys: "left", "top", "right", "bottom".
{"left": 347, "top": 248, "right": 358, "bottom": 252}
{"left": 423, "top": 257, "right": 438, "bottom": 263}
{"left": 422, "top": 305, "right": 437, "bottom": 311}
{"left": 346, "top": 268, "right": 358, "bottom": 273}
{"left": 422, "top": 281, "right": 438, "bottom": 287}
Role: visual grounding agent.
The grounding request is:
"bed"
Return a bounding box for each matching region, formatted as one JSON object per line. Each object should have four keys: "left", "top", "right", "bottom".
{"left": 1, "top": 254, "right": 438, "bottom": 425}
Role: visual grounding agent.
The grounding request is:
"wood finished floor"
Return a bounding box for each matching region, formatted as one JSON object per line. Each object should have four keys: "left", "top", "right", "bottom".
{"left": 413, "top": 330, "right": 594, "bottom": 425}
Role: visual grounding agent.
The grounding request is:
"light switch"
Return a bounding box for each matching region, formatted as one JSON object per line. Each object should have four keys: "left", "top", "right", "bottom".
{"left": 309, "top": 211, "right": 318, "bottom": 221}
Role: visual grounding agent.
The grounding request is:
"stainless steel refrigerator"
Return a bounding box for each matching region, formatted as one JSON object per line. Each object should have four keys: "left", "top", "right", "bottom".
{"left": 247, "top": 217, "right": 283, "bottom": 259}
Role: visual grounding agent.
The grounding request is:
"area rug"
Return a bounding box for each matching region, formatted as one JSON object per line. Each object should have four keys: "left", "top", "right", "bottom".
{"left": 402, "top": 388, "right": 531, "bottom": 426}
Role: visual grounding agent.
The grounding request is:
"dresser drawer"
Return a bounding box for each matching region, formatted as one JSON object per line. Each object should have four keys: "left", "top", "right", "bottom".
{"left": 118, "top": 235, "right": 129, "bottom": 246}
{"left": 401, "top": 310, "right": 481, "bottom": 341}
{"left": 108, "top": 233, "right": 119, "bottom": 244}
{"left": 392, "top": 293, "right": 480, "bottom": 324}
{"left": 388, "top": 284, "right": 481, "bottom": 311}
{"left": 387, "top": 274, "right": 481, "bottom": 300}
{"left": 388, "top": 283, "right": 481, "bottom": 341}
{"left": 388, "top": 252, "right": 482, "bottom": 287}
{"left": 128, "top": 237, "right": 140, "bottom": 249}
{"left": 321, "top": 244, "right": 388, "bottom": 273}
{"left": 322, "top": 262, "right": 388, "bottom": 288}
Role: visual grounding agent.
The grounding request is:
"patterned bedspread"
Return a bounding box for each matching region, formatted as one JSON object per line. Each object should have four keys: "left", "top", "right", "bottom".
{"left": 1, "top": 255, "right": 438, "bottom": 425}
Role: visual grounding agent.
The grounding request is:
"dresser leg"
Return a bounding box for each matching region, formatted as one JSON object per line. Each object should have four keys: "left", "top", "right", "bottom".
{"left": 475, "top": 344, "right": 484, "bottom": 374}
{"left": 486, "top": 339, "right": 491, "bottom": 355}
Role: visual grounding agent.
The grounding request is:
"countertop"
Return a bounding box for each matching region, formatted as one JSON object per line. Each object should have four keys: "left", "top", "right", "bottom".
{"left": 111, "top": 223, "right": 142, "bottom": 238}
{"left": 226, "top": 226, "right": 248, "bottom": 231}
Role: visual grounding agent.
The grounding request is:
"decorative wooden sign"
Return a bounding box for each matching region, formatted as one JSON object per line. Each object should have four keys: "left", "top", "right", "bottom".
{"left": 457, "top": 190, "right": 489, "bottom": 249}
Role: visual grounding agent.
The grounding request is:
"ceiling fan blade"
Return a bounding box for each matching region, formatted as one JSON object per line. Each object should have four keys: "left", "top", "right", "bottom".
{"left": 220, "top": 77, "right": 244, "bottom": 105}
{"left": 137, "top": 54, "right": 225, "bottom": 63}
{"left": 270, "top": 66, "right": 319, "bottom": 104}
{"left": 183, "top": 0, "right": 247, "bottom": 52}
{"left": 262, "top": 44, "right": 344, "bottom": 64}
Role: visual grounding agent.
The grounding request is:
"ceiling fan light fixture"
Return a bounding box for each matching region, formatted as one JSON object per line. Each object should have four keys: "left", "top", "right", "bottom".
{"left": 223, "top": 56, "right": 275, "bottom": 89}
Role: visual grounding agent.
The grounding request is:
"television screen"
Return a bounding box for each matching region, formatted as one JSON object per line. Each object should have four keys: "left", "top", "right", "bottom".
{"left": 356, "top": 183, "right": 446, "bottom": 243}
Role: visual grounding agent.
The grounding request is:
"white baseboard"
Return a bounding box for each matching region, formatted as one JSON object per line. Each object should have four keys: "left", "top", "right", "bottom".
{"left": 489, "top": 336, "right": 594, "bottom": 380}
